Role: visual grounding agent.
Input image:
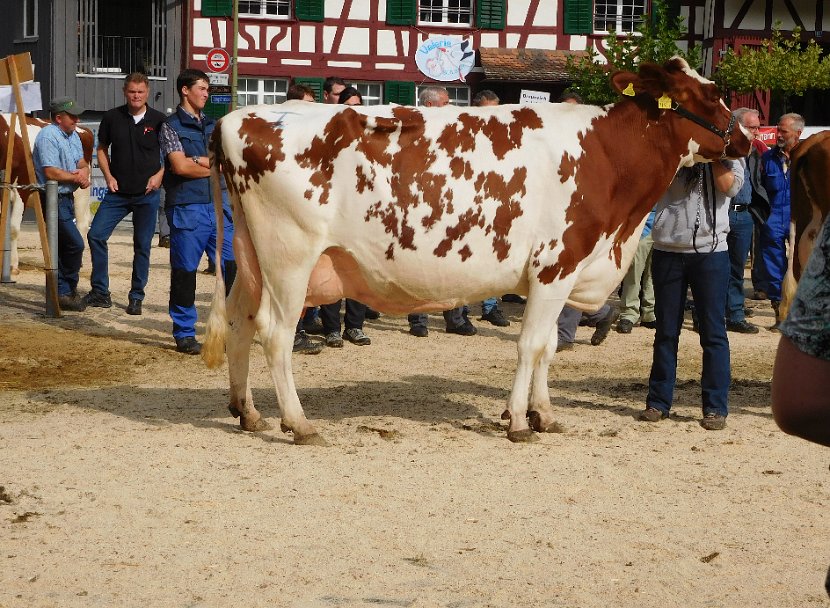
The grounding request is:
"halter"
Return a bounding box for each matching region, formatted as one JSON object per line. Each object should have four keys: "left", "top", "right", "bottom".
{"left": 671, "top": 102, "right": 737, "bottom": 159}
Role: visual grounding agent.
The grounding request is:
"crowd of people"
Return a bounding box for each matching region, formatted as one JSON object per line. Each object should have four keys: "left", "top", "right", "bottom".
{"left": 33, "top": 72, "right": 827, "bottom": 437}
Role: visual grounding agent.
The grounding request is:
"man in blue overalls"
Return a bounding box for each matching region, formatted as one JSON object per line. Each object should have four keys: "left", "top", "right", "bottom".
{"left": 159, "top": 69, "right": 235, "bottom": 354}
{"left": 33, "top": 96, "right": 91, "bottom": 312}
{"left": 758, "top": 113, "right": 804, "bottom": 330}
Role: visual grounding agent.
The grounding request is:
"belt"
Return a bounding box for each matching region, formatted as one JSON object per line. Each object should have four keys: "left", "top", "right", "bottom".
{"left": 731, "top": 204, "right": 748, "bottom": 212}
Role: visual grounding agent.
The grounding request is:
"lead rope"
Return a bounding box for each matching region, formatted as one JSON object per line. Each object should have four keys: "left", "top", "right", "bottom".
{"left": 692, "top": 164, "right": 719, "bottom": 254}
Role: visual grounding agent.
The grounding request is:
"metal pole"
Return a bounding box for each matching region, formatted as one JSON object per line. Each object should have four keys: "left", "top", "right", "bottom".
{"left": 44, "top": 180, "right": 59, "bottom": 318}
{"left": 0, "top": 170, "right": 14, "bottom": 284}
{"left": 231, "top": 0, "right": 239, "bottom": 111}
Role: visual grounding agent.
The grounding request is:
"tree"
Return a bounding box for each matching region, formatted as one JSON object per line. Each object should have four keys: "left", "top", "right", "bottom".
{"left": 565, "top": 0, "right": 701, "bottom": 105}
{"left": 714, "top": 27, "right": 830, "bottom": 100}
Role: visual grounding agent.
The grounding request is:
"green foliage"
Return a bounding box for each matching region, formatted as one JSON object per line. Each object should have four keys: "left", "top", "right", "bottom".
{"left": 565, "top": 0, "right": 700, "bottom": 105}
{"left": 714, "top": 27, "right": 830, "bottom": 97}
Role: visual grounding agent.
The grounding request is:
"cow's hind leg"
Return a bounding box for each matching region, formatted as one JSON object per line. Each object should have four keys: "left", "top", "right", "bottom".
{"left": 225, "top": 284, "right": 270, "bottom": 432}
{"left": 526, "top": 330, "right": 566, "bottom": 434}
{"left": 504, "top": 295, "right": 563, "bottom": 442}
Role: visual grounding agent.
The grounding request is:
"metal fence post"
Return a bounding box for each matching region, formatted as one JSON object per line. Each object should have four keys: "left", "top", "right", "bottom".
{"left": 44, "top": 180, "right": 59, "bottom": 317}
{"left": 0, "top": 170, "right": 14, "bottom": 284}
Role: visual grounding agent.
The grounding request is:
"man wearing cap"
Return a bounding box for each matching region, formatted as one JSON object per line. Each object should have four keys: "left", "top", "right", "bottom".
{"left": 84, "top": 72, "right": 166, "bottom": 315}
{"left": 158, "top": 68, "right": 235, "bottom": 355}
{"left": 33, "top": 96, "right": 91, "bottom": 311}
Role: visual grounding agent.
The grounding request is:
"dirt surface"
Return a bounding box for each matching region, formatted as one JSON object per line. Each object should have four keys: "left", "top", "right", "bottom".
{"left": 1, "top": 225, "right": 828, "bottom": 607}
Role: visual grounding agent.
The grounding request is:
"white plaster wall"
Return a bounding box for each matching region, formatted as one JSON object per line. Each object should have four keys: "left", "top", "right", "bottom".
{"left": 268, "top": 26, "right": 292, "bottom": 52}
{"left": 341, "top": 27, "right": 370, "bottom": 54}
{"left": 299, "top": 25, "right": 316, "bottom": 53}
{"left": 193, "top": 18, "right": 226, "bottom": 47}
{"left": 525, "top": 34, "right": 556, "bottom": 50}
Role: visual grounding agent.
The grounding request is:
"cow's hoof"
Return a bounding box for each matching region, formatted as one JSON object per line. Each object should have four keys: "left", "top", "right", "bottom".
{"left": 228, "top": 404, "right": 241, "bottom": 418}
{"left": 294, "top": 433, "right": 329, "bottom": 447}
{"left": 528, "top": 411, "right": 566, "bottom": 433}
{"left": 507, "top": 429, "right": 539, "bottom": 443}
{"left": 239, "top": 416, "right": 272, "bottom": 432}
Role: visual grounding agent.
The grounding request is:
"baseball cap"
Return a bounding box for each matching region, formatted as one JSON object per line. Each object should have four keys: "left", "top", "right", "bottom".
{"left": 49, "top": 96, "right": 86, "bottom": 116}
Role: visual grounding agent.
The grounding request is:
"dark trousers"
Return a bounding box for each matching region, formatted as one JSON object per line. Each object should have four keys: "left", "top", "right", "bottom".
{"left": 48, "top": 194, "right": 85, "bottom": 297}
{"left": 88, "top": 190, "right": 160, "bottom": 301}
{"left": 725, "top": 209, "right": 754, "bottom": 323}
{"left": 320, "top": 299, "right": 366, "bottom": 333}
{"left": 557, "top": 303, "right": 611, "bottom": 344}
{"left": 647, "top": 249, "right": 730, "bottom": 417}
{"left": 408, "top": 306, "right": 467, "bottom": 330}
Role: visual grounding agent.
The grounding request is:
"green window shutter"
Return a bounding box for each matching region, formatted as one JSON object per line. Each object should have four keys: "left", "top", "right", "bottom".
{"left": 293, "top": 77, "right": 325, "bottom": 103}
{"left": 204, "top": 100, "right": 229, "bottom": 119}
{"left": 384, "top": 81, "right": 415, "bottom": 105}
{"left": 564, "top": 0, "right": 593, "bottom": 35}
{"left": 201, "top": 0, "right": 232, "bottom": 17}
{"left": 295, "top": 0, "right": 324, "bottom": 22}
{"left": 386, "top": 0, "right": 416, "bottom": 25}
{"left": 476, "top": 0, "right": 506, "bottom": 29}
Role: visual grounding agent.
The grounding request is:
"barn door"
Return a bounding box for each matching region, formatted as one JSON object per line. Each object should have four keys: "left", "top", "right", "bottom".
{"left": 727, "top": 37, "right": 772, "bottom": 125}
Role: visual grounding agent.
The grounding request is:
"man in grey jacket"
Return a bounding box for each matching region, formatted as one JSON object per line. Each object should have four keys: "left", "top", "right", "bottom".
{"left": 639, "top": 158, "right": 744, "bottom": 430}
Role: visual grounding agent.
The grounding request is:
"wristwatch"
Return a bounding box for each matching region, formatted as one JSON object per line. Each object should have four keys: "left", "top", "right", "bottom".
{"left": 192, "top": 156, "right": 201, "bottom": 165}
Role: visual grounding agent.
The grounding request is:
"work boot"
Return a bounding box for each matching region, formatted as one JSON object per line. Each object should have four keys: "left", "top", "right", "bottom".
{"left": 770, "top": 300, "right": 781, "bottom": 332}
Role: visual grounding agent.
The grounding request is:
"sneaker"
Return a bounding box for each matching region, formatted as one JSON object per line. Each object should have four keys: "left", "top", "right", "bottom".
{"left": 325, "top": 331, "right": 344, "bottom": 348}
{"left": 293, "top": 331, "right": 323, "bottom": 355}
{"left": 616, "top": 319, "right": 634, "bottom": 334}
{"left": 446, "top": 320, "right": 477, "bottom": 336}
{"left": 481, "top": 308, "right": 509, "bottom": 327}
{"left": 751, "top": 290, "right": 767, "bottom": 301}
{"left": 58, "top": 293, "right": 87, "bottom": 312}
{"left": 343, "top": 328, "right": 371, "bottom": 345}
{"left": 158, "top": 235, "right": 171, "bottom": 248}
{"left": 700, "top": 413, "right": 727, "bottom": 430}
{"left": 638, "top": 407, "right": 668, "bottom": 422}
{"left": 302, "top": 316, "right": 325, "bottom": 336}
{"left": 409, "top": 326, "right": 428, "bottom": 338}
{"left": 175, "top": 336, "right": 201, "bottom": 355}
{"left": 364, "top": 307, "right": 381, "bottom": 320}
{"left": 501, "top": 294, "right": 526, "bottom": 304}
{"left": 726, "top": 319, "right": 759, "bottom": 334}
{"left": 556, "top": 341, "right": 574, "bottom": 353}
{"left": 591, "top": 308, "right": 619, "bottom": 346}
{"left": 83, "top": 290, "right": 112, "bottom": 308}
{"left": 640, "top": 320, "right": 657, "bottom": 329}
{"left": 203, "top": 262, "right": 216, "bottom": 275}
{"left": 126, "top": 298, "right": 142, "bottom": 315}
{"left": 744, "top": 307, "right": 754, "bottom": 318}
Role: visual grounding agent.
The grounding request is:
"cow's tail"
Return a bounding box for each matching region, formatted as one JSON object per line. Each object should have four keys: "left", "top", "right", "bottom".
{"left": 779, "top": 220, "right": 797, "bottom": 321}
{"left": 202, "top": 120, "right": 228, "bottom": 369}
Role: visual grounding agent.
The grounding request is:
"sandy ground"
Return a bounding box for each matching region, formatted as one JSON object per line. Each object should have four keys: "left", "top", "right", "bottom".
{"left": 0, "top": 224, "right": 828, "bottom": 608}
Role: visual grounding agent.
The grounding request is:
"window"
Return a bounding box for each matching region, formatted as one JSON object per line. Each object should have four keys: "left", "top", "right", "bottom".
{"left": 23, "top": 0, "right": 38, "bottom": 38}
{"left": 352, "top": 82, "right": 382, "bottom": 106}
{"left": 419, "top": 0, "right": 473, "bottom": 26}
{"left": 239, "top": 0, "right": 290, "bottom": 18}
{"left": 594, "top": 0, "right": 647, "bottom": 34}
{"left": 236, "top": 77, "right": 289, "bottom": 106}
{"left": 78, "top": 0, "right": 167, "bottom": 77}
{"left": 416, "top": 84, "right": 470, "bottom": 107}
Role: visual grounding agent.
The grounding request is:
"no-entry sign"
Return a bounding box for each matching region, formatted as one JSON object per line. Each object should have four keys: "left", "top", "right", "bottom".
{"left": 206, "top": 48, "right": 231, "bottom": 73}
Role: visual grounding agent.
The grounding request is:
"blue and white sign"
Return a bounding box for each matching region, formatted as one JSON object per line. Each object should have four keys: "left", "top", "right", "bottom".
{"left": 415, "top": 37, "right": 475, "bottom": 83}
{"left": 211, "top": 94, "right": 232, "bottom": 104}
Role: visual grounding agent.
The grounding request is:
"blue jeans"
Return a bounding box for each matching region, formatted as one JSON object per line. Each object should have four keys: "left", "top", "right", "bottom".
{"left": 49, "top": 194, "right": 85, "bottom": 296}
{"left": 88, "top": 190, "right": 160, "bottom": 300}
{"left": 167, "top": 202, "right": 234, "bottom": 339}
{"left": 725, "top": 209, "right": 754, "bottom": 322}
{"left": 481, "top": 297, "right": 498, "bottom": 315}
{"left": 647, "top": 250, "right": 730, "bottom": 417}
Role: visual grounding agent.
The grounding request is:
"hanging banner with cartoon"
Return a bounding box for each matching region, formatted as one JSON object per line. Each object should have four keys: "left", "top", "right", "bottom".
{"left": 415, "top": 37, "right": 475, "bottom": 83}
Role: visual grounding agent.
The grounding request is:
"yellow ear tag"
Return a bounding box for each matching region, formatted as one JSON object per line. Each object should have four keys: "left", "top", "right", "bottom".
{"left": 622, "top": 83, "right": 636, "bottom": 96}
{"left": 658, "top": 93, "right": 672, "bottom": 109}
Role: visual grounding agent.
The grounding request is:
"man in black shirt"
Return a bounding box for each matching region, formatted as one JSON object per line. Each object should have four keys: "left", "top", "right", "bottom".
{"left": 84, "top": 72, "right": 166, "bottom": 315}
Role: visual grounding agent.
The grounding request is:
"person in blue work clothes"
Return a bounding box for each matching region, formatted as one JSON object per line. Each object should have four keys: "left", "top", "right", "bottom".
{"left": 84, "top": 72, "right": 166, "bottom": 315}
{"left": 757, "top": 113, "right": 803, "bottom": 330}
{"left": 32, "top": 96, "right": 92, "bottom": 312}
{"left": 158, "top": 68, "right": 235, "bottom": 354}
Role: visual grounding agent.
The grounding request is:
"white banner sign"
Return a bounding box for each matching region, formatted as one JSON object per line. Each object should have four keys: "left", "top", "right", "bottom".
{"left": 520, "top": 89, "right": 550, "bottom": 104}
{"left": 0, "top": 81, "right": 43, "bottom": 113}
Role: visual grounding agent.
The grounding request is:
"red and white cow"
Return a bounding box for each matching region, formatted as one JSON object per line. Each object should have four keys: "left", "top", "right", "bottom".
{"left": 779, "top": 131, "right": 830, "bottom": 318}
{"left": 1, "top": 113, "right": 94, "bottom": 274}
{"left": 202, "top": 58, "right": 751, "bottom": 444}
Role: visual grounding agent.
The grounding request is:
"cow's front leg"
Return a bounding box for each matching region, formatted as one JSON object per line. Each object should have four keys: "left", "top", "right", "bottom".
{"left": 504, "top": 295, "right": 562, "bottom": 442}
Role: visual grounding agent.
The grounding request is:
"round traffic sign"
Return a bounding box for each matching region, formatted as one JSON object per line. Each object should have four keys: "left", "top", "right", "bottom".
{"left": 206, "top": 48, "right": 231, "bottom": 73}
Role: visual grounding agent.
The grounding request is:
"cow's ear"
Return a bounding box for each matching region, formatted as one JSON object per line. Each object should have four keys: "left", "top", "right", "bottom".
{"left": 610, "top": 71, "right": 641, "bottom": 97}
{"left": 634, "top": 62, "right": 670, "bottom": 99}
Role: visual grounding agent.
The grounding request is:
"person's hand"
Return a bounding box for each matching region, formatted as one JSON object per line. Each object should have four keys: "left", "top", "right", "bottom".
{"left": 145, "top": 174, "right": 162, "bottom": 194}
{"left": 106, "top": 176, "right": 119, "bottom": 192}
{"left": 72, "top": 169, "right": 91, "bottom": 189}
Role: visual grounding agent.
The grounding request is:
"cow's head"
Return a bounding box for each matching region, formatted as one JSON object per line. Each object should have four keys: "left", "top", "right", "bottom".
{"left": 611, "top": 57, "right": 751, "bottom": 164}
